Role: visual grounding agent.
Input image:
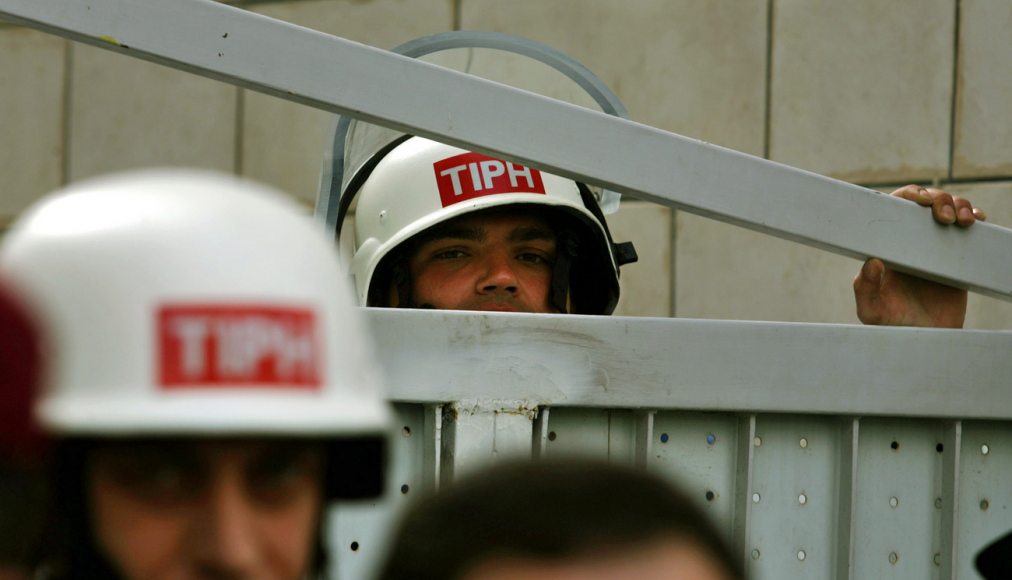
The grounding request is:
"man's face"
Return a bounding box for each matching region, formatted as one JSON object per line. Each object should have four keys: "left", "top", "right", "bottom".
{"left": 87, "top": 439, "right": 325, "bottom": 580}
{"left": 406, "top": 210, "right": 558, "bottom": 313}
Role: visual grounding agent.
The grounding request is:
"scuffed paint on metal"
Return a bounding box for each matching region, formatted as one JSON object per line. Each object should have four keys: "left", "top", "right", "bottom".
{"left": 446, "top": 399, "right": 540, "bottom": 421}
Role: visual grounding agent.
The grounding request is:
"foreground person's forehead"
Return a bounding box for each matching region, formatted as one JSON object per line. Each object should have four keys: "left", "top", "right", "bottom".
{"left": 90, "top": 438, "right": 324, "bottom": 458}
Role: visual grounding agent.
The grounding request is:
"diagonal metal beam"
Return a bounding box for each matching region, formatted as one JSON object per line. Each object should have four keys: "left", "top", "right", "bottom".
{"left": 2, "top": 0, "right": 1010, "bottom": 300}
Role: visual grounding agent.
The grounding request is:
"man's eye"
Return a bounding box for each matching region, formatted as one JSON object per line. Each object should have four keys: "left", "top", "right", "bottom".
{"left": 433, "top": 249, "right": 468, "bottom": 260}
{"left": 248, "top": 453, "right": 323, "bottom": 506}
{"left": 105, "top": 461, "right": 197, "bottom": 504}
{"left": 517, "top": 252, "right": 552, "bottom": 265}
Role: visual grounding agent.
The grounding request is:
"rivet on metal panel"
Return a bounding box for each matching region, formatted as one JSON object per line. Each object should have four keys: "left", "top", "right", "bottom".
{"left": 379, "top": 210, "right": 387, "bottom": 222}
{"left": 933, "top": 553, "right": 942, "bottom": 566}
{"left": 752, "top": 492, "right": 761, "bottom": 503}
{"left": 934, "top": 497, "right": 943, "bottom": 509}
{"left": 705, "top": 490, "right": 715, "bottom": 502}
{"left": 797, "top": 550, "right": 806, "bottom": 561}
{"left": 889, "top": 552, "right": 898, "bottom": 565}
{"left": 350, "top": 542, "right": 360, "bottom": 552}
{"left": 889, "top": 496, "right": 899, "bottom": 508}
{"left": 981, "top": 443, "right": 990, "bottom": 455}
{"left": 935, "top": 442, "right": 943, "bottom": 453}
{"left": 890, "top": 440, "right": 900, "bottom": 451}
{"left": 548, "top": 431, "right": 557, "bottom": 442}
{"left": 402, "top": 425, "right": 412, "bottom": 437}
{"left": 799, "top": 437, "right": 808, "bottom": 448}
{"left": 753, "top": 436, "right": 762, "bottom": 447}
{"left": 751, "top": 549, "right": 761, "bottom": 560}
{"left": 401, "top": 484, "right": 410, "bottom": 494}
{"left": 706, "top": 433, "right": 716, "bottom": 445}
{"left": 980, "top": 498, "right": 990, "bottom": 511}
{"left": 660, "top": 433, "right": 669, "bottom": 443}
{"left": 798, "top": 493, "right": 807, "bottom": 505}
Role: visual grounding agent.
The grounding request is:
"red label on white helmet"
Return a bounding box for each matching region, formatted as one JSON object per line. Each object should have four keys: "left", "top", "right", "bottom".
{"left": 433, "top": 152, "right": 546, "bottom": 208}
{"left": 158, "top": 305, "right": 321, "bottom": 389}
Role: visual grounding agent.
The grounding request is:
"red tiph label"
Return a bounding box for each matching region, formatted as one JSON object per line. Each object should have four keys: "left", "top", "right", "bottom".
{"left": 158, "top": 305, "right": 321, "bottom": 389}
{"left": 433, "top": 152, "right": 546, "bottom": 208}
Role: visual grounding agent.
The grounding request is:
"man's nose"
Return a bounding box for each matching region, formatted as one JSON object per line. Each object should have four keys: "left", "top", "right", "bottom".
{"left": 190, "top": 478, "right": 259, "bottom": 579}
{"left": 477, "top": 251, "right": 519, "bottom": 293}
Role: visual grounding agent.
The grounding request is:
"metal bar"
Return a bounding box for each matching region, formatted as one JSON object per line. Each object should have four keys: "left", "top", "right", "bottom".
{"left": 605, "top": 411, "right": 635, "bottom": 464}
{"left": 732, "top": 414, "right": 757, "bottom": 568}
{"left": 531, "top": 406, "right": 550, "bottom": 459}
{"left": 834, "top": 418, "right": 860, "bottom": 580}
{"left": 438, "top": 400, "right": 535, "bottom": 481}
{"left": 939, "top": 420, "right": 961, "bottom": 579}
{"left": 368, "top": 309, "right": 1012, "bottom": 419}
{"left": 634, "top": 410, "right": 656, "bottom": 468}
{"left": 1, "top": 0, "right": 1010, "bottom": 300}
{"left": 422, "top": 404, "right": 442, "bottom": 491}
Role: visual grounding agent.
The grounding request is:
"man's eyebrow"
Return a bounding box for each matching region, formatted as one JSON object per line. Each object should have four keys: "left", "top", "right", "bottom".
{"left": 419, "top": 225, "right": 485, "bottom": 244}
{"left": 509, "top": 226, "right": 556, "bottom": 243}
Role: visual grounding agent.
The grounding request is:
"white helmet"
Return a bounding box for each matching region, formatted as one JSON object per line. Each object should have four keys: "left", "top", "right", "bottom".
{"left": 340, "top": 137, "right": 638, "bottom": 314}
{"left": 0, "top": 169, "right": 390, "bottom": 496}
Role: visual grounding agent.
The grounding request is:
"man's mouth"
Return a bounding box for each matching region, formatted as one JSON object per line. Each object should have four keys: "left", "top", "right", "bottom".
{"left": 473, "top": 302, "right": 520, "bottom": 312}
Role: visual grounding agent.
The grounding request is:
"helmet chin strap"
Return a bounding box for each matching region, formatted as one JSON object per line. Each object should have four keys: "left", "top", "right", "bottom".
{"left": 550, "top": 229, "right": 579, "bottom": 314}
{"left": 389, "top": 256, "right": 437, "bottom": 309}
{"left": 391, "top": 260, "right": 414, "bottom": 308}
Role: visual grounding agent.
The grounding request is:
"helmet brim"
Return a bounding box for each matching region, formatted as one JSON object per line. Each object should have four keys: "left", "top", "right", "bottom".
{"left": 37, "top": 390, "right": 391, "bottom": 438}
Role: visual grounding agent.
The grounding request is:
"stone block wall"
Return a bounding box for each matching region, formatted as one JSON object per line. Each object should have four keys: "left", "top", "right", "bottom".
{"left": 1, "top": 0, "right": 1009, "bottom": 326}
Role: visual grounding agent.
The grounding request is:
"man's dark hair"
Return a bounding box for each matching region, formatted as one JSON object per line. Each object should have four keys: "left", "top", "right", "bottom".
{"left": 376, "top": 459, "right": 746, "bottom": 580}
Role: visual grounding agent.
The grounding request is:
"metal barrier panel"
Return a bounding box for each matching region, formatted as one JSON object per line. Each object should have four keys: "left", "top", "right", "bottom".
{"left": 747, "top": 415, "right": 842, "bottom": 579}
{"left": 329, "top": 404, "right": 433, "bottom": 580}
{"left": 650, "top": 411, "right": 741, "bottom": 539}
{"left": 321, "top": 310, "right": 1012, "bottom": 580}
{"left": 852, "top": 419, "right": 947, "bottom": 579}
{"left": 331, "top": 404, "right": 1012, "bottom": 580}
{"left": 540, "top": 408, "right": 638, "bottom": 465}
{"left": 956, "top": 421, "right": 1012, "bottom": 578}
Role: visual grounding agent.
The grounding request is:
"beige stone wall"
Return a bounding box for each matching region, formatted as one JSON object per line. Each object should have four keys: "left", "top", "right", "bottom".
{"left": 1, "top": 0, "right": 1009, "bottom": 327}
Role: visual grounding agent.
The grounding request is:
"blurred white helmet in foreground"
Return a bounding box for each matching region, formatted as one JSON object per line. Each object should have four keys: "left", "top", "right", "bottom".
{"left": 0, "top": 169, "right": 390, "bottom": 496}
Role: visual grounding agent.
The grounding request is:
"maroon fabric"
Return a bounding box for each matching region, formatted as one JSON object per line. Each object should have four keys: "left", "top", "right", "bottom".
{"left": 0, "top": 280, "right": 45, "bottom": 464}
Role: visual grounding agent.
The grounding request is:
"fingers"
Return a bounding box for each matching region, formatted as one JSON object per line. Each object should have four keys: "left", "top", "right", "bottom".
{"left": 853, "top": 258, "right": 885, "bottom": 324}
{"left": 930, "top": 189, "right": 958, "bottom": 224}
{"left": 890, "top": 184, "right": 983, "bottom": 227}
{"left": 854, "top": 258, "right": 885, "bottom": 291}
{"left": 951, "top": 195, "right": 975, "bottom": 226}
{"left": 890, "top": 184, "right": 933, "bottom": 206}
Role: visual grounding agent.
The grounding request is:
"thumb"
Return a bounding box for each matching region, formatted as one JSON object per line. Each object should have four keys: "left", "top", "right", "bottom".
{"left": 854, "top": 258, "right": 885, "bottom": 322}
{"left": 855, "top": 258, "right": 885, "bottom": 290}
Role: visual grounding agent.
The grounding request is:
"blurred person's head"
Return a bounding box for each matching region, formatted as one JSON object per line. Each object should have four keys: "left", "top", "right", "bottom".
{"left": 975, "top": 529, "right": 1012, "bottom": 580}
{"left": 0, "top": 170, "right": 391, "bottom": 579}
{"left": 377, "top": 459, "right": 745, "bottom": 580}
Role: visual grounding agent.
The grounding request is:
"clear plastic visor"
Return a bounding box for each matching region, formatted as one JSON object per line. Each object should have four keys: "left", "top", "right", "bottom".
{"left": 316, "top": 31, "right": 630, "bottom": 233}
